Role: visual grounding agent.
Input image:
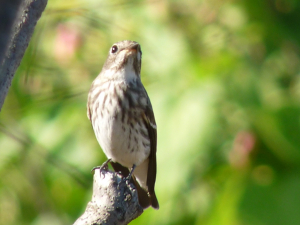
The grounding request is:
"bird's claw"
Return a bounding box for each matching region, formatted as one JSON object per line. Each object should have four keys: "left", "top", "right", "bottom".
{"left": 125, "top": 164, "right": 136, "bottom": 181}
{"left": 91, "top": 159, "right": 112, "bottom": 178}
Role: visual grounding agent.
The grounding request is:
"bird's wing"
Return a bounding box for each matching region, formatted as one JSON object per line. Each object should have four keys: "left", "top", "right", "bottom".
{"left": 142, "top": 96, "right": 157, "bottom": 195}
{"left": 142, "top": 96, "right": 159, "bottom": 209}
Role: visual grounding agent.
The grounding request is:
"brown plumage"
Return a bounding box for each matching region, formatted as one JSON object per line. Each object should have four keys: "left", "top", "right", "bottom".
{"left": 87, "top": 40, "right": 159, "bottom": 209}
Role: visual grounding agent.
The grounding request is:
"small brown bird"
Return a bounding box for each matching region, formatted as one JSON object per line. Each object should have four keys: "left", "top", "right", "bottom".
{"left": 87, "top": 40, "right": 159, "bottom": 209}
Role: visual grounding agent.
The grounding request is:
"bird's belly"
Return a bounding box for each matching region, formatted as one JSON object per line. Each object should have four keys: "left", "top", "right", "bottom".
{"left": 94, "top": 111, "right": 150, "bottom": 168}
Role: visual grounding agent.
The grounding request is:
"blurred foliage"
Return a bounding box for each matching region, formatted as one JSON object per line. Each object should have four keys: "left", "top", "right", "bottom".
{"left": 1, "top": 0, "right": 300, "bottom": 224}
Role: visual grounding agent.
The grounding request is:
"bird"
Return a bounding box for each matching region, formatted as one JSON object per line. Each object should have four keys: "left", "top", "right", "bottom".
{"left": 87, "top": 40, "right": 159, "bottom": 209}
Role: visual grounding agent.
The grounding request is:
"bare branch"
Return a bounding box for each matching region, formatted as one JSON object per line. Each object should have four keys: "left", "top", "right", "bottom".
{"left": 74, "top": 169, "right": 143, "bottom": 225}
{"left": 0, "top": 0, "right": 22, "bottom": 63}
{"left": 0, "top": 0, "right": 47, "bottom": 110}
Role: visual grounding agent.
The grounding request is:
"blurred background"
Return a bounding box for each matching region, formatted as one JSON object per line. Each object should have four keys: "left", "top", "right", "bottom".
{"left": 1, "top": 0, "right": 300, "bottom": 224}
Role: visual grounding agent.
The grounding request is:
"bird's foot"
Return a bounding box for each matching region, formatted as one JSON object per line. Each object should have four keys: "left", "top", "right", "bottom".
{"left": 91, "top": 159, "right": 112, "bottom": 177}
{"left": 125, "top": 164, "right": 136, "bottom": 181}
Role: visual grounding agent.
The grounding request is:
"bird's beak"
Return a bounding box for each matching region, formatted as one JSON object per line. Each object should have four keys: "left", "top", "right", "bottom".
{"left": 127, "top": 43, "right": 140, "bottom": 52}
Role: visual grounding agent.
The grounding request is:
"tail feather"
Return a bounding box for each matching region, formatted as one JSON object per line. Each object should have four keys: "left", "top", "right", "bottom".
{"left": 150, "top": 191, "right": 159, "bottom": 209}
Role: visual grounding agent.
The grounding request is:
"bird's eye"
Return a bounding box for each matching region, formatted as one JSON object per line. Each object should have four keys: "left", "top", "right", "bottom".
{"left": 111, "top": 45, "right": 118, "bottom": 53}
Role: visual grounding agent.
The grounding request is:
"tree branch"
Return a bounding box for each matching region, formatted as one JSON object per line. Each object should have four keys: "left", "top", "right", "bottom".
{"left": 0, "top": 0, "right": 47, "bottom": 110}
{"left": 0, "top": 0, "right": 22, "bottom": 63}
{"left": 74, "top": 169, "right": 143, "bottom": 225}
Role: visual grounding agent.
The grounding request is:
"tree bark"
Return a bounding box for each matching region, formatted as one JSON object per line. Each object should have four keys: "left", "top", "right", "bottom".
{"left": 74, "top": 169, "right": 143, "bottom": 225}
{"left": 0, "top": 0, "right": 48, "bottom": 111}
{"left": 0, "top": 0, "right": 22, "bottom": 63}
